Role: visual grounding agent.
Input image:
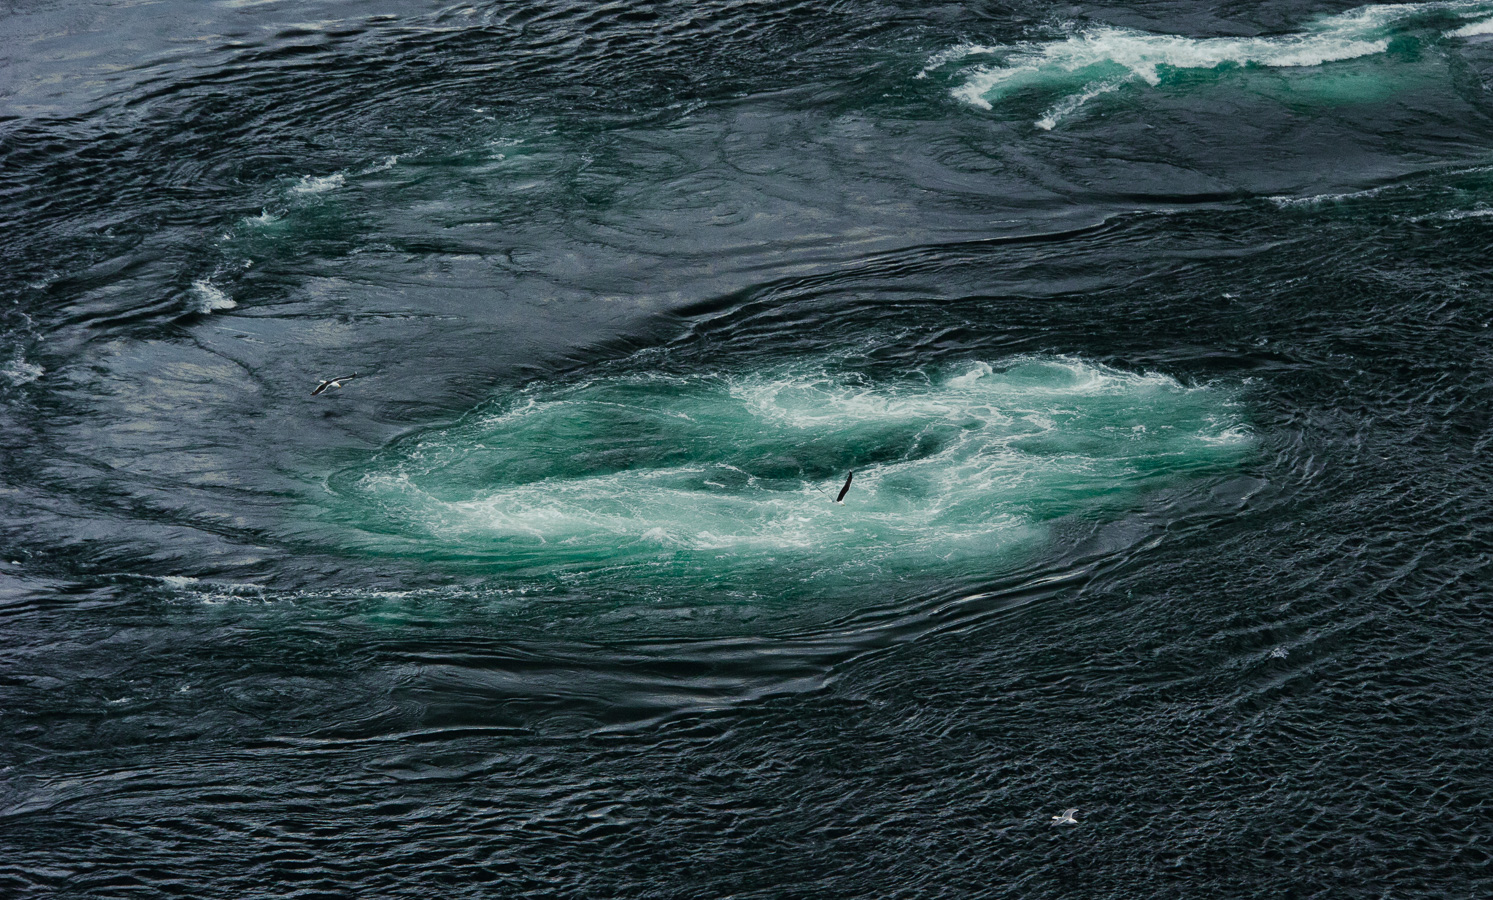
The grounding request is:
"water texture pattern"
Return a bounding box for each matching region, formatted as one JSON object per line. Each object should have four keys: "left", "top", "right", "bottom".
{"left": 2, "top": 0, "right": 1493, "bottom": 897}
{"left": 329, "top": 358, "right": 1248, "bottom": 594}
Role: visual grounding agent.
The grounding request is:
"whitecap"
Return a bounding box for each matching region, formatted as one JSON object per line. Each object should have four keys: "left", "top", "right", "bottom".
{"left": 1036, "top": 78, "right": 1126, "bottom": 130}
{"left": 916, "top": 42, "right": 1002, "bottom": 79}
{"left": 937, "top": 1, "right": 1493, "bottom": 122}
{"left": 362, "top": 155, "right": 400, "bottom": 174}
{"left": 949, "top": 23, "right": 1390, "bottom": 112}
{"left": 1267, "top": 185, "right": 1390, "bottom": 207}
{"left": 191, "top": 280, "right": 237, "bottom": 313}
{"left": 290, "top": 172, "right": 346, "bottom": 194}
{"left": 1451, "top": 15, "right": 1493, "bottom": 36}
{"left": 2, "top": 356, "right": 43, "bottom": 386}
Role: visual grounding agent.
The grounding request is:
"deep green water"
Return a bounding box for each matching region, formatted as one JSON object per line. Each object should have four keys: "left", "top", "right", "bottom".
{"left": 2, "top": 1, "right": 1492, "bottom": 896}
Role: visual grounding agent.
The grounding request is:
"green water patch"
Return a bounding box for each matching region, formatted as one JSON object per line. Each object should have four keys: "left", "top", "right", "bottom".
{"left": 319, "top": 357, "right": 1251, "bottom": 602}
{"left": 926, "top": 1, "right": 1493, "bottom": 129}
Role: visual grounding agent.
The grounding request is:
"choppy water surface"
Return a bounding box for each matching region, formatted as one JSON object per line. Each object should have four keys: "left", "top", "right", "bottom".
{"left": 2, "top": 0, "right": 1492, "bottom": 896}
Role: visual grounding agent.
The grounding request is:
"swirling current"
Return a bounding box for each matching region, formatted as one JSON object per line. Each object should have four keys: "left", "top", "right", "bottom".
{"left": 2, "top": 1, "right": 1491, "bottom": 897}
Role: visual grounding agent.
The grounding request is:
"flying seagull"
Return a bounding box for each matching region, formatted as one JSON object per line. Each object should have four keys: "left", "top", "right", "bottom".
{"left": 1052, "top": 808, "right": 1079, "bottom": 825}
{"left": 312, "top": 373, "right": 357, "bottom": 396}
{"left": 835, "top": 471, "right": 854, "bottom": 503}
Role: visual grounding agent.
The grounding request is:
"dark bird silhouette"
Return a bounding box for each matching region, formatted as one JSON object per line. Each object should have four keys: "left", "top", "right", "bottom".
{"left": 312, "top": 374, "right": 357, "bottom": 396}
{"left": 835, "top": 471, "right": 854, "bottom": 503}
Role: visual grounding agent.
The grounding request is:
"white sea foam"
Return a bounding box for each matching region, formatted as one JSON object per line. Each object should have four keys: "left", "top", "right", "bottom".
{"left": 1268, "top": 185, "right": 1390, "bottom": 207}
{"left": 1036, "top": 78, "right": 1126, "bottom": 130}
{"left": 949, "top": 24, "right": 1389, "bottom": 112}
{"left": 1451, "top": 15, "right": 1493, "bottom": 35}
{"left": 95, "top": 573, "right": 262, "bottom": 605}
{"left": 191, "top": 279, "right": 237, "bottom": 312}
{"left": 331, "top": 358, "right": 1250, "bottom": 589}
{"left": 291, "top": 172, "right": 345, "bottom": 194}
{"left": 936, "top": 1, "right": 1493, "bottom": 124}
{"left": 2, "top": 356, "right": 43, "bottom": 386}
{"left": 362, "top": 155, "right": 400, "bottom": 174}
{"left": 916, "top": 42, "right": 1001, "bottom": 79}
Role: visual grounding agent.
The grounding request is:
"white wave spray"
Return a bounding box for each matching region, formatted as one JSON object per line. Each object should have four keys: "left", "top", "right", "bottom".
{"left": 190, "top": 280, "right": 237, "bottom": 313}
{"left": 933, "top": 1, "right": 1493, "bottom": 125}
{"left": 324, "top": 357, "right": 1251, "bottom": 599}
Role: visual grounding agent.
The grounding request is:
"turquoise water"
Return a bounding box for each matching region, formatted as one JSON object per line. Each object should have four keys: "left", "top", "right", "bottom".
{"left": 325, "top": 358, "right": 1249, "bottom": 599}
{"left": 924, "top": 0, "right": 1493, "bottom": 127}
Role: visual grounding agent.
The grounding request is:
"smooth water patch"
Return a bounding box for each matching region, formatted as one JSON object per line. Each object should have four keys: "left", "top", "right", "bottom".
{"left": 322, "top": 358, "right": 1250, "bottom": 601}
{"left": 929, "top": 1, "right": 1493, "bottom": 127}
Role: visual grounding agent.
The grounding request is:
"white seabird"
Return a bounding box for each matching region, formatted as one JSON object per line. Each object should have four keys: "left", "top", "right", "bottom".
{"left": 312, "top": 373, "right": 358, "bottom": 396}
{"left": 1052, "top": 808, "right": 1079, "bottom": 825}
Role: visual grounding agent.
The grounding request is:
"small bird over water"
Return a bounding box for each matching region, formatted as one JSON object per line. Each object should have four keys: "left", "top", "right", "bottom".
{"left": 312, "top": 373, "right": 357, "bottom": 396}
{"left": 835, "top": 471, "right": 853, "bottom": 503}
{"left": 1052, "top": 808, "right": 1079, "bottom": 825}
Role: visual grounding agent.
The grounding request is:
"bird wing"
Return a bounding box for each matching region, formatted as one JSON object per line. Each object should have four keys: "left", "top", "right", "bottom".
{"left": 835, "top": 471, "right": 853, "bottom": 503}
{"left": 1063, "top": 809, "right": 1078, "bottom": 817}
{"left": 312, "top": 374, "right": 357, "bottom": 396}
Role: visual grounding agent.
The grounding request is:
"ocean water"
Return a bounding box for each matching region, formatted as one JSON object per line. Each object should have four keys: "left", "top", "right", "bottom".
{"left": 2, "top": 1, "right": 1491, "bottom": 896}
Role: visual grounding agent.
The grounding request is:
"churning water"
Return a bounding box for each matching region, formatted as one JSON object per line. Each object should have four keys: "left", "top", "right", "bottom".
{"left": 326, "top": 358, "right": 1248, "bottom": 598}
{"left": 2, "top": 0, "right": 1492, "bottom": 896}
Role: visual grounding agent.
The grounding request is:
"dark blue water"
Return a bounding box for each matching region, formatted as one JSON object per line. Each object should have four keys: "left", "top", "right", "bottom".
{"left": 3, "top": 1, "right": 1492, "bottom": 896}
